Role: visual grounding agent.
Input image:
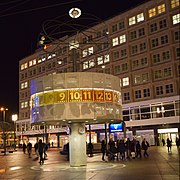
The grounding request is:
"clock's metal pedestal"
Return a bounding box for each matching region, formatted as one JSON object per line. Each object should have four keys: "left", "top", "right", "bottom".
{"left": 69, "top": 123, "right": 86, "bottom": 167}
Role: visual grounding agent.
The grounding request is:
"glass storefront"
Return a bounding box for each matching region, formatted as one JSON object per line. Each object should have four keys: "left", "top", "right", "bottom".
{"left": 158, "top": 128, "right": 178, "bottom": 146}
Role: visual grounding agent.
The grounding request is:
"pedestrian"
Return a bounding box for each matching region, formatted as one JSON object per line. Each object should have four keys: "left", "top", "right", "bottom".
{"left": 22, "top": 142, "right": 27, "bottom": 154}
{"left": 118, "top": 139, "right": 126, "bottom": 160}
{"left": 125, "top": 138, "right": 131, "bottom": 159}
{"left": 175, "top": 137, "right": 179, "bottom": 148}
{"left": 87, "top": 142, "right": 94, "bottom": 157}
{"left": 38, "top": 139, "right": 45, "bottom": 165}
{"left": 130, "top": 139, "right": 136, "bottom": 159}
{"left": 141, "top": 138, "right": 149, "bottom": 157}
{"left": 34, "top": 142, "right": 39, "bottom": 158}
{"left": 101, "top": 139, "right": 106, "bottom": 161}
{"left": 167, "top": 138, "right": 172, "bottom": 152}
{"left": 27, "top": 142, "right": 32, "bottom": 158}
{"left": 136, "top": 141, "right": 142, "bottom": 158}
{"left": 162, "top": 139, "right": 165, "bottom": 146}
{"left": 44, "top": 143, "right": 48, "bottom": 159}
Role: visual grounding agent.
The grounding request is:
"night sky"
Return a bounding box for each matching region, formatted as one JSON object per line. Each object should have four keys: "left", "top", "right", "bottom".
{"left": 0, "top": 0, "right": 147, "bottom": 115}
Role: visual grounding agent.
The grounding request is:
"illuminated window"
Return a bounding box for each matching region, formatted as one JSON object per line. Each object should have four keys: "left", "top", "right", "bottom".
{"left": 24, "top": 101, "right": 28, "bottom": 108}
{"left": 122, "top": 77, "right": 129, "bottom": 86}
{"left": 104, "top": 54, "right": 110, "bottom": 63}
{"left": 112, "top": 37, "right": 119, "bottom": 46}
{"left": 38, "top": 59, "right": 42, "bottom": 63}
{"left": 82, "top": 49, "right": 88, "bottom": 57}
{"left": 24, "top": 81, "right": 28, "bottom": 88}
{"left": 21, "top": 83, "right": 24, "bottom": 89}
{"left": 88, "top": 47, "right": 93, "bottom": 55}
{"left": 149, "top": 8, "right": 156, "bottom": 18}
{"left": 89, "top": 59, "right": 95, "bottom": 68}
{"left": 47, "top": 54, "right": 52, "bottom": 59}
{"left": 137, "top": 13, "right": 144, "bottom": 22}
{"left": 119, "top": 34, "right": 126, "bottom": 44}
{"left": 29, "top": 61, "right": 33, "bottom": 67}
{"left": 83, "top": 61, "right": 88, "bottom": 70}
{"left": 171, "top": 0, "right": 179, "bottom": 8}
{"left": 172, "top": 14, "right": 180, "bottom": 24}
{"left": 33, "top": 59, "right": 36, "bottom": 65}
{"left": 21, "top": 102, "right": 25, "bottom": 108}
{"left": 158, "top": 4, "right": 166, "bottom": 14}
{"left": 129, "top": 16, "right": 136, "bottom": 26}
{"left": 97, "top": 56, "right": 103, "bottom": 65}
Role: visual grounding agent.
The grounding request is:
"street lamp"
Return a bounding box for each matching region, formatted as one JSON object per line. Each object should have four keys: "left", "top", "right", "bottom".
{"left": 0, "top": 107, "right": 8, "bottom": 155}
{"left": 12, "top": 114, "right": 18, "bottom": 150}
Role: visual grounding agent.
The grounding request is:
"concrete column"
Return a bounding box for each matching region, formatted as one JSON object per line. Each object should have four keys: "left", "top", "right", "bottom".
{"left": 69, "top": 123, "right": 86, "bottom": 167}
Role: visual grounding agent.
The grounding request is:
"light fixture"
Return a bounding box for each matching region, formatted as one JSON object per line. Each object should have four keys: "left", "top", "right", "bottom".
{"left": 69, "top": 8, "right": 81, "bottom": 18}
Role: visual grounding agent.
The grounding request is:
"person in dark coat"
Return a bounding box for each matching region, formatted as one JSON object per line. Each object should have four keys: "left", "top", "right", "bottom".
{"left": 27, "top": 142, "right": 32, "bottom": 158}
{"left": 88, "top": 142, "right": 94, "bottom": 157}
{"left": 34, "top": 142, "right": 39, "bottom": 157}
{"left": 125, "top": 138, "right": 131, "bottom": 159}
{"left": 136, "top": 141, "right": 142, "bottom": 158}
{"left": 38, "top": 139, "right": 45, "bottom": 164}
{"left": 167, "top": 138, "right": 172, "bottom": 152}
{"left": 141, "top": 138, "right": 149, "bottom": 157}
{"left": 162, "top": 139, "right": 165, "bottom": 146}
{"left": 118, "top": 139, "right": 126, "bottom": 160}
{"left": 22, "top": 142, "right": 27, "bottom": 154}
{"left": 101, "top": 139, "right": 106, "bottom": 161}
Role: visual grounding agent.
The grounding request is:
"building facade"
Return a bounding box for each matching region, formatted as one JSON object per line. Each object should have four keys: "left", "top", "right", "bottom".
{"left": 18, "top": 0, "right": 180, "bottom": 147}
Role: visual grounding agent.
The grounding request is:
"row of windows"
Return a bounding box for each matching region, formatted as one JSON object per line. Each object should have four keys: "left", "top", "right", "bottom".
{"left": 112, "top": 0, "right": 179, "bottom": 34}
{"left": 20, "top": 47, "right": 180, "bottom": 82}
{"left": 123, "top": 83, "right": 175, "bottom": 102}
{"left": 123, "top": 99, "right": 179, "bottom": 121}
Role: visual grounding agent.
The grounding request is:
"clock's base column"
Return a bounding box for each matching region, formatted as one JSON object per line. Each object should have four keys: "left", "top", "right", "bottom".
{"left": 69, "top": 123, "right": 87, "bottom": 167}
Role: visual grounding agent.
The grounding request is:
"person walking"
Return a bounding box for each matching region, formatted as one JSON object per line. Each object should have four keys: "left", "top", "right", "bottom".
{"left": 87, "top": 142, "right": 94, "bottom": 157}
{"left": 125, "top": 138, "right": 131, "bottom": 159}
{"left": 141, "top": 138, "right": 149, "bottom": 157}
{"left": 136, "top": 141, "right": 142, "bottom": 158}
{"left": 162, "top": 139, "right": 165, "bottom": 146}
{"left": 38, "top": 139, "right": 45, "bottom": 165}
{"left": 101, "top": 139, "right": 106, "bottom": 161}
{"left": 167, "top": 138, "right": 172, "bottom": 152}
{"left": 27, "top": 142, "right": 32, "bottom": 158}
{"left": 34, "top": 142, "right": 39, "bottom": 158}
{"left": 22, "top": 142, "right": 27, "bottom": 154}
{"left": 118, "top": 139, "right": 126, "bottom": 160}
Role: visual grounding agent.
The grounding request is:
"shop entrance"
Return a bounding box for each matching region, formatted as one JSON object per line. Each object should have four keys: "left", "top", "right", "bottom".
{"left": 158, "top": 128, "right": 178, "bottom": 146}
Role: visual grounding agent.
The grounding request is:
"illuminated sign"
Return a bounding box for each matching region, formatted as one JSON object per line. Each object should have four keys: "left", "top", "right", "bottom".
{"left": 31, "top": 89, "right": 121, "bottom": 107}
{"left": 109, "top": 123, "right": 124, "bottom": 133}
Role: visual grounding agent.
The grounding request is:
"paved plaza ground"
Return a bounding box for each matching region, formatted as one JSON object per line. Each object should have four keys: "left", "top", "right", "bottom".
{"left": 0, "top": 146, "right": 179, "bottom": 180}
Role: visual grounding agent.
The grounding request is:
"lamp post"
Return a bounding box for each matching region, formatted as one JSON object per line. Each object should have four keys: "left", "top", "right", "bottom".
{"left": 12, "top": 114, "right": 18, "bottom": 150}
{"left": 0, "top": 107, "right": 8, "bottom": 155}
